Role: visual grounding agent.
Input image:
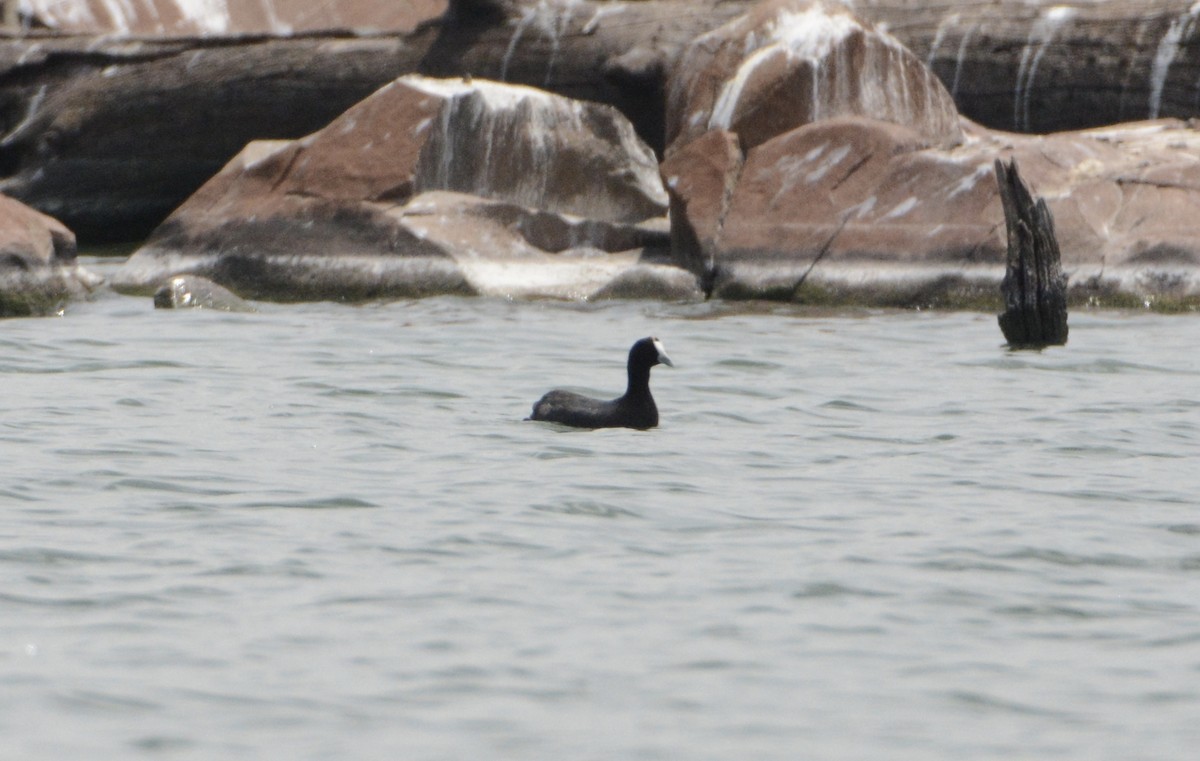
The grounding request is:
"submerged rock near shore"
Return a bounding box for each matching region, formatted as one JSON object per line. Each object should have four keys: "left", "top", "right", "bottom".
{"left": 113, "top": 75, "right": 693, "bottom": 302}
{"left": 0, "top": 193, "right": 100, "bottom": 316}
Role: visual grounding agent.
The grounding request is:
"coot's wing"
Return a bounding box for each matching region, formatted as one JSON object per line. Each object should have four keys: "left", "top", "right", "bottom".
{"left": 528, "top": 390, "right": 618, "bottom": 428}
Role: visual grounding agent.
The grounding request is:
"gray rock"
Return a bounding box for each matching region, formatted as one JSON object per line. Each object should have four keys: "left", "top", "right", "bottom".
{"left": 0, "top": 193, "right": 101, "bottom": 317}
{"left": 153, "top": 275, "right": 255, "bottom": 312}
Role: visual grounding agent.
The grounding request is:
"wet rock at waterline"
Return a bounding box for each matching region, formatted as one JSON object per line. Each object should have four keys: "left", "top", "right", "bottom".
{"left": 153, "top": 275, "right": 255, "bottom": 312}
{"left": 665, "top": 0, "right": 963, "bottom": 155}
{"left": 0, "top": 194, "right": 101, "bottom": 317}
{"left": 665, "top": 115, "right": 1200, "bottom": 305}
{"left": 113, "top": 76, "right": 695, "bottom": 302}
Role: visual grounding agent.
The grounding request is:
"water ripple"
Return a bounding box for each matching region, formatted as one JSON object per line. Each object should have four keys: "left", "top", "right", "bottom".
{"left": 946, "top": 690, "right": 1081, "bottom": 720}
{"left": 995, "top": 548, "right": 1147, "bottom": 569}
{"left": 791, "top": 581, "right": 892, "bottom": 599}
{"left": 240, "top": 496, "right": 379, "bottom": 510}
{"left": 0, "top": 591, "right": 165, "bottom": 608}
{"left": 5, "top": 299, "right": 1200, "bottom": 760}
{"left": 530, "top": 500, "right": 642, "bottom": 519}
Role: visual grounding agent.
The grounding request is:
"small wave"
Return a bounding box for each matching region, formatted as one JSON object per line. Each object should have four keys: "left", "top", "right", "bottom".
{"left": 946, "top": 690, "right": 1079, "bottom": 720}
{"left": 791, "top": 581, "right": 891, "bottom": 599}
{"left": 690, "top": 384, "right": 782, "bottom": 399}
{"left": 677, "top": 410, "right": 761, "bottom": 424}
{"left": 0, "top": 487, "right": 37, "bottom": 503}
{"left": 712, "top": 358, "right": 785, "bottom": 371}
{"left": 996, "top": 547, "right": 1147, "bottom": 569}
{"left": 200, "top": 563, "right": 323, "bottom": 579}
{"left": 0, "top": 591, "right": 165, "bottom": 609}
{"left": 103, "top": 478, "right": 237, "bottom": 496}
{"left": 12, "top": 359, "right": 191, "bottom": 375}
{"left": 673, "top": 658, "right": 757, "bottom": 672}
{"left": 1165, "top": 523, "right": 1200, "bottom": 536}
{"left": 535, "top": 444, "right": 596, "bottom": 459}
{"left": 54, "top": 446, "right": 182, "bottom": 460}
{"left": 530, "top": 499, "right": 641, "bottom": 519}
{"left": 992, "top": 603, "right": 1109, "bottom": 620}
{"left": 0, "top": 547, "right": 121, "bottom": 566}
{"left": 56, "top": 688, "right": 161, "bottom": 714}
{"left": 131, "top": 737, "right": 196, "bottom": 753}
{"left": 819, "top": 399, "right": 880, "bottom": 412}
{"left": 241, "top": 496, "right": 379, "bottom": 510}
{"left": 917, "top": 557, "right": 1017, "bottom": 574}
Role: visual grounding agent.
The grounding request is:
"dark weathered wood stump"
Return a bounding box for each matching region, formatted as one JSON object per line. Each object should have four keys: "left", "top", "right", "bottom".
{"left": 995, "top": 158, "right": 1068, "bottom": 348}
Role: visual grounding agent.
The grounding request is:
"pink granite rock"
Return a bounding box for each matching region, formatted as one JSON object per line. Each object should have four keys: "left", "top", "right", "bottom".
{"left": 666, "top": 114, "right": 1200, "bottom": 303}
{"left": 113, "top": 75, "right": 691, "bottom": 302}
{"left": 660, "top": 0, "right": 1200, "bottom": 304}
{"left": 665, "top": 0, "right": 962, "bottom": 155}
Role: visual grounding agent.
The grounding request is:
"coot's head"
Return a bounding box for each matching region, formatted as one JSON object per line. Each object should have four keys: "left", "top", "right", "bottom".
{"left": 629, "top": 336, "right": 673, "bottom": 371}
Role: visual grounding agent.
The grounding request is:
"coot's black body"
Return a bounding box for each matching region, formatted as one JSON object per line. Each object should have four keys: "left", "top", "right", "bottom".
{"left": 528, "top": 337, "right": 673, "bottom": 430}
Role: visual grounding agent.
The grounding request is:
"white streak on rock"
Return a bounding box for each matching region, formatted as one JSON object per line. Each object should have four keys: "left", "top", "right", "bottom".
{"left": 499, "top": 0, "right": 585, "bottom": 84}
{"left": 23, "top": 0, "right": 232, "bottom": 35}
{"left": 173, "top": 0, "right": 230, "bottom": 34}
{"left": 949, "top": 22, "right": 978, "bottom": 99}
{"left": 710, "top": 6, "right": 859, "bottom": 130}
{"left": 0, "top": 84, "right": 46, "bottom": 147}
{"left": 946, "top": 163, "right": 991, "bottom": 198}
{"left": 582, "top": 5, "right": 621, "bottom": 35}
{"left": 806, "top": 144, "right": 850, "bottom": 183}
{"left": 882, "top": 196, "right": 918, "bottom": 220}
{"left": 500, "top": 7, "right": 537, "bottom": 82}
{"left": 849, "top": 196, "right": 877, "bottom": 219}
{"left": 405, "top": 76, "right": 665, "bottom": 221}
{"left": 1014, "top": 6, "right": 1075, "bottom": 132}
{"left": 1148, "top": 1, "right": 1200, "bottom": 118}
{"left": 404, "top": 75, "right": 554, "bottom": 110}
{"left": 926, "top": 12, "right": 960, "bottom": 68}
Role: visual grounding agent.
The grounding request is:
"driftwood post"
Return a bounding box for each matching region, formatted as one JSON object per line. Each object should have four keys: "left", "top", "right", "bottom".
{"left": 995, "top": 158, "right": 1068, "bottom": 348}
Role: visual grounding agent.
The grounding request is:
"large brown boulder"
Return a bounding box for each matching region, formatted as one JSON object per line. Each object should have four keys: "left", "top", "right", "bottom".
{"left": 665, "top": 115, "right": 1200, "bottom": 304}
{"left": 11, "top": 0, "right": 446, "bottom": 35}
{"left": 0, "top": 193, "right": 101, "bottom": 316}
{"left": 666, "top": 0, "right": 962, "bottom": 154}
{"left": 113, "top": 75, "right": 694, "bottom": 302}
{"left": 661, "top": 0, "right": 1200, "bottom": 305}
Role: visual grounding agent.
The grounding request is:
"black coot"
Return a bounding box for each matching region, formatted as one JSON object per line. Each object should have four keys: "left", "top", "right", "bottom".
{"left": 528, "top": 337, "right": 674, "bottom": 430}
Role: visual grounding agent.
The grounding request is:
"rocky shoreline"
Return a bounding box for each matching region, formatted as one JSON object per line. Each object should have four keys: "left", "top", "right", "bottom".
{"left": 3, "top": 0, "right": 1200, "bottom": 315}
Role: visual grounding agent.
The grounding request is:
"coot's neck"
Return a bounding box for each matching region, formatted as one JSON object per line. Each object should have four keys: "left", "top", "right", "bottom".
{"left": 623, "top": 361, "right": 653, "bottom": 401}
